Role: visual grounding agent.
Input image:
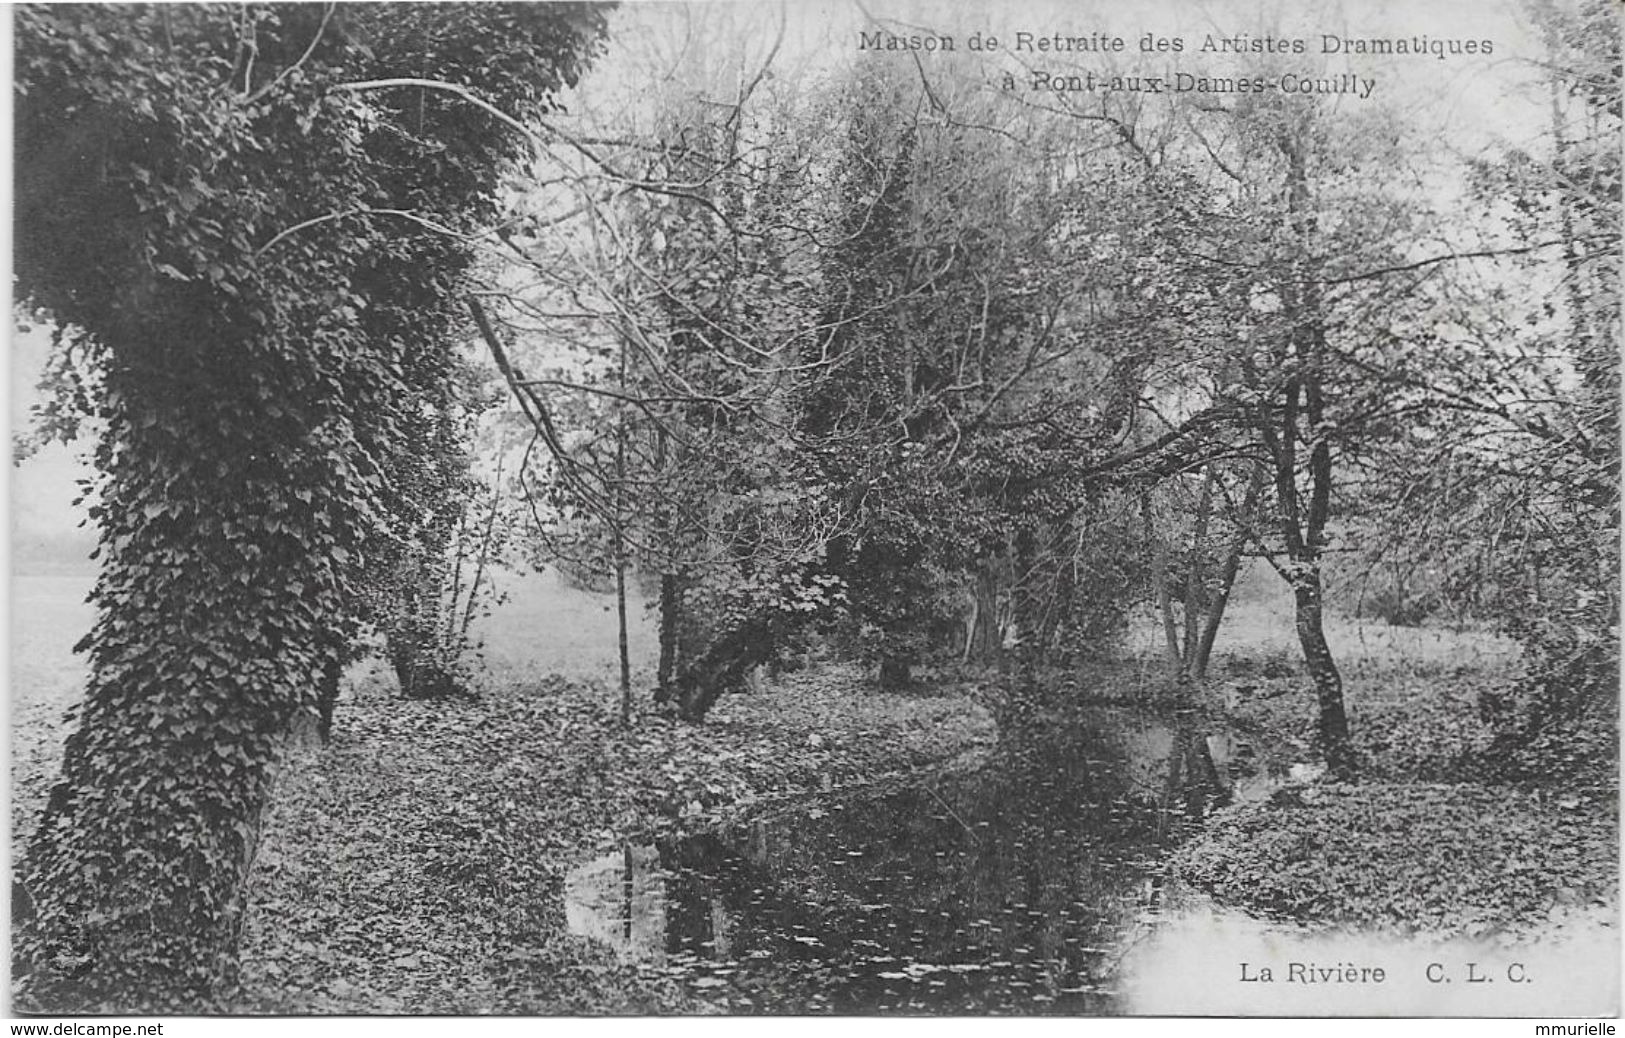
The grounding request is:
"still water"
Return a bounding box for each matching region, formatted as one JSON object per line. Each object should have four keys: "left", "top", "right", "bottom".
{"left": 565, "top": 708, "right": 1283, "bottom": 1014}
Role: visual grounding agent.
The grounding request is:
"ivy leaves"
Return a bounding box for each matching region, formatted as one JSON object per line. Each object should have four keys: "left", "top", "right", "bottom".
{"left": 13, "top": 3, "right": 610, "bottom": 1010}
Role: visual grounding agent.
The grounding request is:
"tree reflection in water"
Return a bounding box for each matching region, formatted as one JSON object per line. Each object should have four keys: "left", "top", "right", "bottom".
{"left": 564, "top": 707, "right": 1272, "bottom": 1013}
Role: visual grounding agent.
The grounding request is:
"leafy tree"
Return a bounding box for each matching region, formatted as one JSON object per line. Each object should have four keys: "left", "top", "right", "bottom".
{"left": 11, "top": 3, "right": 607, "bottom": 1008}
{"left": 1141, "top": 461, "right": 1267, "bottom": 688}
{"left": 484, "top": 9, "right": 849, "bottom": 722}
{"left": 367, "top": 353, "right": 515, "bottom": 705}
{"left": 1148, "top": 73, "right": 1501, "bottom": 775}
{"left": 1412, "top": 0, "right": 1621, "bottom": 764}
{"left": 805, "top": 62, "right": 1087, "bottom": 688}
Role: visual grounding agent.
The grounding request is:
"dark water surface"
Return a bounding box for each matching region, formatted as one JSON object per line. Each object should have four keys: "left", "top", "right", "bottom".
{"left": 565, "top": 708, "right": 1281, "bottom": 1014}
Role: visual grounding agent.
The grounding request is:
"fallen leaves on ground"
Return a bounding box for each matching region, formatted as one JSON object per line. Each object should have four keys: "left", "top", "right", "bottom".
{"left": 230, "top": 664, "right": 993, "bottom": 1013}
{"left": 1173, "top": 781, "right": 1616, "bottom": 938}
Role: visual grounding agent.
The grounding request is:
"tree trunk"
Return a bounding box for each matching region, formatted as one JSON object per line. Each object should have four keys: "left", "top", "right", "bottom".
{"left": 1293, "top": 568, "right": 1355, "bottom": 779}
{"left": 965, "top": 565, "right": 1002, "bottom": 662}
{"left": 1143, "top": 494, "right": 1182, "bottom": 678}
{"left": 615, "top": 542, "right": 631, "bottom": 726}
{"left": 316, "top": 648, "right": 342, "bottom": 746}
{"left": 388, "top": 616, "right": 461, "bottom": 701}
{"left": 878, "top": 655, "right": 912, "bottom": 691}
{"left": 1179, "top": 469, "right": 1214, "bottom": 683}
{"left": 389, "top": 630, "right": 417, "bottom": 697}
{"left": 388, "top": 583, "right": 422, "bottom": 696}
{"left": 676, "top": 614, "right": 776, "bottom": 722}
{"left": 1192, "top": 544, "right": 1243, "bottom": 684}
{"left": 1193, "top": 465, "right": 1263, "bottom": 682}
{"left": 613, "top": 358, "right": 632, "bottom": 727}
{"left": 655, "top": 573, "right": 681, "bottom": 705}
{"left": 1266, "top": 127, "right": 1354, "bottom": 780}
{"left": 16, "top": 386, "right": 340, "bottom": 1010}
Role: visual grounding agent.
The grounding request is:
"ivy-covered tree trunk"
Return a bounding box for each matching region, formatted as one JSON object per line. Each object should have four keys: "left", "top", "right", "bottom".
{"left": 316, "top": 639, "right": 345, "bottom": 746}
{"left": 1178, "top": 470, "right": 1215, "bottom": 689}
{"left": 17, "top": 363, "right": 354, "bottom": 1010}
{"left": 11, "top": 3, "right": 609, "bottom": 1010}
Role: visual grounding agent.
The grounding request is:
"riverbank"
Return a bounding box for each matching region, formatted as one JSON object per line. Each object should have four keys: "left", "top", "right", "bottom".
{"left": 1169, "top": 646, "right": 1620, "bottom": 941}
{"left": 230, "top": 663, "right": 995, "bottom": 1013}
{"left": 6, "top": 572, "right": 997, "bottom": 1013}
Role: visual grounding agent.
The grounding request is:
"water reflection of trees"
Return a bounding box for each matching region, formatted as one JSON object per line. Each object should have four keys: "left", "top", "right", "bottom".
{"left": 641, "top": 708, "right": 1249, "bottom": 1011}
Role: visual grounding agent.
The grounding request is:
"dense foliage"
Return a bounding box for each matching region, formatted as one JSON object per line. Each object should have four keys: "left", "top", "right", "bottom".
{"left": 9, "top": 0, "right": 1615, "bottom": 1014}
{"left": 12, "top": 3, "right": 607, "bottom": 1009}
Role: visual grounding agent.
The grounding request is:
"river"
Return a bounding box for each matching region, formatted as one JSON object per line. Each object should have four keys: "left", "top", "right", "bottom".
{"left": 565, "top": 705, "right": 1287, "bottom": 1013}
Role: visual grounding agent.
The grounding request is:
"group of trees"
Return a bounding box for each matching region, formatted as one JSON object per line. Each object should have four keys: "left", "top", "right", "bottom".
{"left": 492, "top": 22, "right": 1224, "bottom": 718}
{"left": 9, "top": 0, "right": 1616, "bottom": 1011}
{"left": 494, "top": 2, "right": 1616, "bottom": 773}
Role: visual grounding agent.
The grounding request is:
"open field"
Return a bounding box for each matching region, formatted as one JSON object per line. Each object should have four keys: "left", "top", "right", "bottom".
{"left": 471, "top": 568, "right": 658, "bottom": 687}
{"left": 1124, "top": 559, "right": 1522, "bottom": 672}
